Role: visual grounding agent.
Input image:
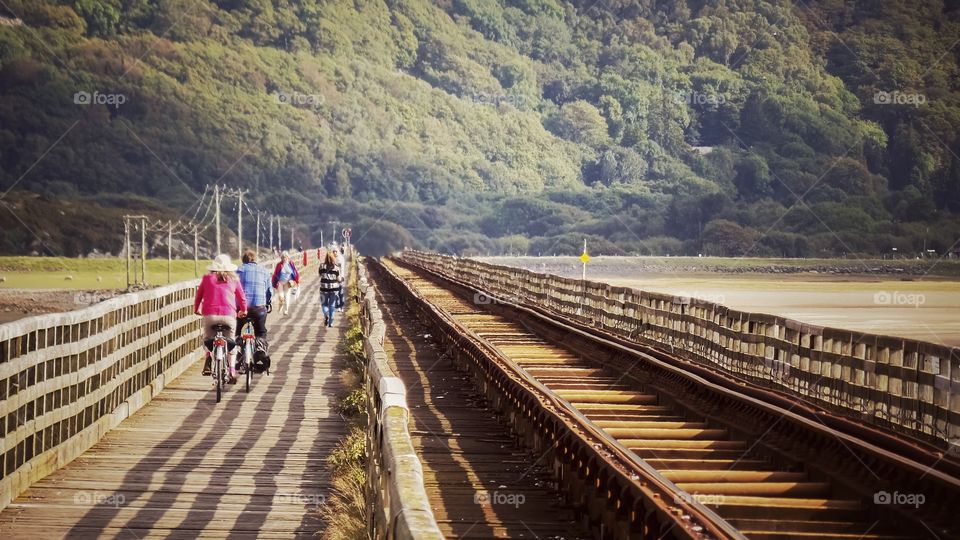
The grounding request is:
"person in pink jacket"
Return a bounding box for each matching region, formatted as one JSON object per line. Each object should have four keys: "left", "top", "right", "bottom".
{"left": 194, "top": 254, "right": 247, "bottom": 382}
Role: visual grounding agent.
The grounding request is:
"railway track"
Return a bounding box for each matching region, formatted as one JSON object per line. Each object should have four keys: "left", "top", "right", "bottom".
{"left": 374, "top": 257, "right": 960, "bottom": 540}
{"left": 373, "top": 275, "right": 591, "bottom": 539}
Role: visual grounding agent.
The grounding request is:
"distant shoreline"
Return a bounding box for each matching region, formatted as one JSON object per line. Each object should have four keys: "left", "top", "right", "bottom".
{"left": 478, "top": 255, "right": 960, "bottom": 279}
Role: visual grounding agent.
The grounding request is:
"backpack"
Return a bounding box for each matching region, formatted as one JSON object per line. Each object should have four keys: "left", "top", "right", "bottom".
{"left": 253, "top": 336, "right": 271, "bottom": 373}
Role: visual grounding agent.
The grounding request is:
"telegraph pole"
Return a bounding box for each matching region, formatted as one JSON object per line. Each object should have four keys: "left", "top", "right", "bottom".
{"left": 214, "top": 184, "right": 221, "bottom": 255}
{"left": 140, "top": 217, "right": 147, "bottom": 286}
{"left": 269, "top": 215, "right": 274, "bottom": 253}
{"left": 277, "top": 217, "right": 282, "bottom": 252}
{"left": 237, "top": 189, "right": 246, "bottom": 261}
{"left": 167, "top": 221, "right": 173, "bottom": 284}
{"left": 255, "top": 212, "right": 261, "bottom": 258}
{"left": 123, "top": 215, "right": 150, "bottom": 287}
{"left": 124, "top": 218, "right": 131, "bottom": 288}
{"left": 193, "top": 225, "right": 199, "bottom": 277}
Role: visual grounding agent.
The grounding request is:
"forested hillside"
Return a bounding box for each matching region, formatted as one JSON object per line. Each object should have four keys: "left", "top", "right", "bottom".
{"left": 1, "top": 0, "right": 958, "bottom": 257}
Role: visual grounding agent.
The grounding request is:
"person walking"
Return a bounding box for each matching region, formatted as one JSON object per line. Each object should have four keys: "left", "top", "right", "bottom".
{"left": 319, "top": 251, "right": 342, "bottom": 327}
{"left": 271, "top": 251, "right": 300, "bottom": 316}
{"left": 194, "top": 254, "right": 247, "bottom": 383}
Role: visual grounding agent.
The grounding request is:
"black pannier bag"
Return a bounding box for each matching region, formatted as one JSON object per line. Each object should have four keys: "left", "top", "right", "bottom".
{"left": 253, "top": 336, "right": 271, "bottom": 373}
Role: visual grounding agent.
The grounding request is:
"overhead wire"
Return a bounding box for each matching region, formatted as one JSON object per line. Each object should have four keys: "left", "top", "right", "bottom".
{"left": 134, "top": 184, "right": 285, "bottom": 249}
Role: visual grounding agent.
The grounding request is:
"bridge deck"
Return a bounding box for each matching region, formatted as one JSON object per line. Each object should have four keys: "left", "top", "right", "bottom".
{"left": 0, "top": 272, "right": 343, "bottom": 539}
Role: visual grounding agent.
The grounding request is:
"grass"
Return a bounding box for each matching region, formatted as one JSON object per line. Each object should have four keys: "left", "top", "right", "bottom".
{"left": 319, "top": 428, "right": 367, "bottom": 540}
{"left": 0, "top": 257, "right": 232, "bottom": 289}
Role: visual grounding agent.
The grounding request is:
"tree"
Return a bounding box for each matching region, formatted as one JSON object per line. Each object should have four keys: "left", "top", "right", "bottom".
{"left": 700, "top": 219, "right": 758, "bottom": 256}
{"left": 734, "top": 154, "right": 773, "bottom": 200}
{"left": 545, "top": 100, "right": 609, "bottom": 146}
{"left": 352, "top": 220, "right": 417, "bottom": 257}
{"left": 71, "top": 0, "right": 120, "bottom": 37}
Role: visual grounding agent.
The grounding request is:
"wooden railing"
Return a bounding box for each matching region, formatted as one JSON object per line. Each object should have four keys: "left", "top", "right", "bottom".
{"left": 358, "top": 261, "right": 443, "bottom": 540}
{"left": 0, "top": 280, "right": 201, "bottom": 510}
{"left": 400, "top": 250, "right": 960, "bottom": 451}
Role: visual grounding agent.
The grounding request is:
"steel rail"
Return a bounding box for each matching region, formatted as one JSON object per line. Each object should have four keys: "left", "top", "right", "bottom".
{"left": 412, "top": 258, "right": 960, "bottom": 492}
{"left": 391, "top": 255, "right": 960, "bottom": 538}
{"left": 375, "top": 258, "right": 745, "bottom": 540}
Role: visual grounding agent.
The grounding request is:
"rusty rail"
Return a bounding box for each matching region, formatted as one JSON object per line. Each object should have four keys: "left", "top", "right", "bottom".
{"left": 374, "top": 258, "right": 742, "bottom": 540}
{"left": 386, "top": 254, "right": 960, "bottom": 539}
{"left": 399, "top": 250, "right": 960, "bottom": 453}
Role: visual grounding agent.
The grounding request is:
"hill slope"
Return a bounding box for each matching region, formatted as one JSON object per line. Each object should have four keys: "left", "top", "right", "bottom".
{"left": 1, "top": 0, "right": 958, "bottom": 257}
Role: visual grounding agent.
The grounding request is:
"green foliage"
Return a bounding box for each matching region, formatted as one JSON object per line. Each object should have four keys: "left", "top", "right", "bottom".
{"left": 701, "top": 219, "right": 758, "bottom": 257}
{"left": 546, "top": 100, "right": 609, "bottom": 146}
{"left": 70, "top": 0, "right": 120, "bottom": 37}
{"left": 337, "top": 387, "right": 366, "bottom": 418}
{"left": 0, "top": 0, "right": 958, "bottom": 258}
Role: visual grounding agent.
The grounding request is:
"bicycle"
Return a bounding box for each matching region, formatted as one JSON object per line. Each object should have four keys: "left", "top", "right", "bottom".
{"left": 236, "top": 303, "right": 272, "bottom": 392}
{"left": 204, "top": 324, "right": 235, "bottom": 403}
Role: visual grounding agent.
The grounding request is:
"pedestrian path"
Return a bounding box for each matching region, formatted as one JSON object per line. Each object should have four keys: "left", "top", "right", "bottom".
{"left": 0, "top": 270, "right": 345, "bottom": 539}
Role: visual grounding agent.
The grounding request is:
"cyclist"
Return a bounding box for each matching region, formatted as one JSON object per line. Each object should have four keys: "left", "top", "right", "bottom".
{"left": 271, "top": 250, "right": 300, "bottom": 316}
{"left": 194, "top": 254, "right": 247, "bottom": 383}
{"left": 319, "top": 251, "right": 342, "bottom": 327}
{"left": 236, "top": 249, "right": 272, "bottom": 368}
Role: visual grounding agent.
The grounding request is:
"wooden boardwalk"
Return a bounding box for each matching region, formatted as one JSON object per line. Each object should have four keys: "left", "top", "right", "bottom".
{"left": 0, "top": 270, "right": 345, "bottom": 539}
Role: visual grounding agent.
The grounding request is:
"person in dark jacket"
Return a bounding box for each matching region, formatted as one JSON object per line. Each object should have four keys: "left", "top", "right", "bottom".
{"left": 318, "top": 251, "right": 342, "bottom": 327}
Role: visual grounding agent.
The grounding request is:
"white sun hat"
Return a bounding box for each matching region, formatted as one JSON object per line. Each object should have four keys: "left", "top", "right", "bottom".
{"left": 207, "top": 254, "right": 238, "bottom": 272}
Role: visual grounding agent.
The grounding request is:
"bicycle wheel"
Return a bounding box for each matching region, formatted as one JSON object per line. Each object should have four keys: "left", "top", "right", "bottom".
{"left": 215, "top": 347, "right": 223, "bottom": 403}
{"left": 245, "top": 342, "right": 252, "bottom": 392}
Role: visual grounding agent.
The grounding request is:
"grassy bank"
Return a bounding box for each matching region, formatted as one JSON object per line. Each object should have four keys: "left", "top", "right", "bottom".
{"left": 0, "top": 257, "right": 217, "bottom": 289}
